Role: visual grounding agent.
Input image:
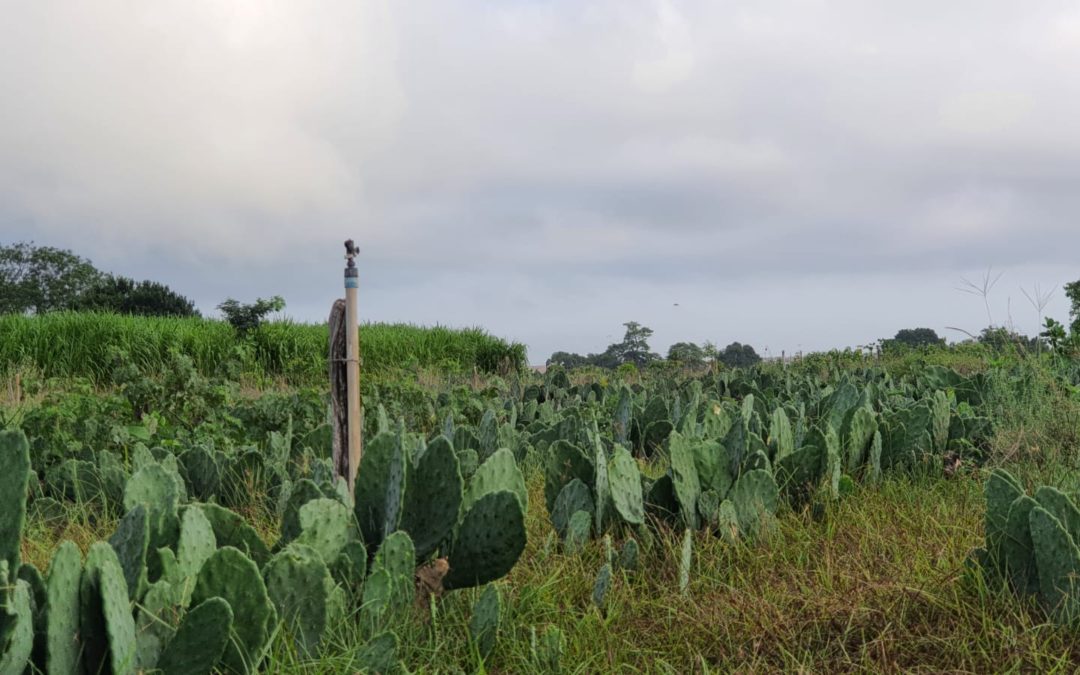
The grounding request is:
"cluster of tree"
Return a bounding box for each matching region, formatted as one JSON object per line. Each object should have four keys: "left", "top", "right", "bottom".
{"left": 548, "top": 321, "right": 761, "bottom": 371}
{"left": 1, "top": 241, "right": 198, "bottom": 317}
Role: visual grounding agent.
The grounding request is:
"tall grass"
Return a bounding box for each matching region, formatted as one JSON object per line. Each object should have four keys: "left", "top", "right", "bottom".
{"left": 0, "top": 312, "right": 527, "bottom": 383}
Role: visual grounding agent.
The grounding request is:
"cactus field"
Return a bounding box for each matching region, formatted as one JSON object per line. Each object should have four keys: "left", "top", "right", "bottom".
{"left": 3, "top": 344, "right": 1080, "bottom": 672}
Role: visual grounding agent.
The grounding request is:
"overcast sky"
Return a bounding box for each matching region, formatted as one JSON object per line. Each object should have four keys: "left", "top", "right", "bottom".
{"left": 3, "top": 1, "right": 1079, "bottom": 362}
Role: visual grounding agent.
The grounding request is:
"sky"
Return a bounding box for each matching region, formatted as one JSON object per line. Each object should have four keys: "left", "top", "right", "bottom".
{"left": 2, "top": 1, "right": 1079, "bottom": 363}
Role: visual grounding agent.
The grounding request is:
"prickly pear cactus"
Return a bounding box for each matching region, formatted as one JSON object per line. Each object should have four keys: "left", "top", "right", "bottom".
{"left": 679, "top": 528, "right": 693, "bottom": 595}
{"left": 264, "top": 544, "right": 336, "bottom": 656}
{"left": 668, "top": 432, "right": 701, "bottom": 530}
{"left": 372, "top": 531, "right": 416, "bottom": 608}
{"left": 464, "top": 448, "right": 527, "bottom": 517}
{"left": 1035, "top": 486, "right": 1080, "bottom": 548}
{"left": 769, "top": 408, "right": 794, "bottom": 461}
{"left": 592, "top": 563, "right": 612, "bottom": 612}
{"left": 108, "top": 505, "right": 149, "bottom": 602}
{"left": 470, "top": 584, "right": 500, "bottom": 659}
{"left": 134, "top": 581, "right": 178, "bottom": 671}
{"left": 124, "top": 463, "right": 182, "bottom": 563}
{"left": 844, "top": 406, "right": 877, "bottom": 473}
{"left": 398, "top": 436, "right": 462, "bottom": 560}
{"left": 45, "top": 541, "right": 83, "bottom": 675}
{"left": 618, "top": 538, "right": 639, "bottom": 571}
{"left": 0, "top": 430, "right": 30, "bottom": 573}
{"left": 156, "top": 597, "right": 233, "bottom": 675}
{"left": 1002, "top": 495, "right": 1040, "bottom": 595}
{"left": 179, "top": 446, "right": 221, "bottom": 502}
{"left": 543, "top": 441, "right": 594, "bottom": 513}
{"left": 176, "top": 506, "right": 217, "bottom": 605}
{"left": 0, "top": 567, "right": 33, "bottom": 675}
{"left": 532, "top": 624, "right": 564, "bottom": 674}
{"left": 729, "top": 469, "right": 779, "bottom": 538}
{"left": 550, "top": 480, "right": 594, "bottom": 540}
{"left": 354, "top": 432, "right": 406, "bottom": 549}
{"left": 295, "top": 498, "right": 358, "bottom": 565}
{"left": 200, "top": 503, "right": 270, "bottom": 566}
{"left": 1029, "top": 506, "right": 1080, "bottom": 624}
{"left": 191, "top": 547, "right": 276, "bottom": 674}
{"left": 80, "top": 542, "right": 138, "bottom": 675}
{"left": 279, "top": 478, "right": 324, "bottom": 545}
{"left": 563, "top": 510, "right": 592, "bottom": 555}
{"left": 608, "top": 446, "right": 644, "bottom": 526}
{"left": 445, "top": 490, "right": 527, "bottom": 590}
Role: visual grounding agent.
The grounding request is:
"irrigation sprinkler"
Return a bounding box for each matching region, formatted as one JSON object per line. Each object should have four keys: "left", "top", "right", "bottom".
{"left": 330, "top": 239, "right": 363, "bottom": 494}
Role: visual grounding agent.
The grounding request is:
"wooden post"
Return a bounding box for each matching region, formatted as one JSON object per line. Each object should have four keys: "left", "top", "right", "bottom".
{"left": 344, "top": 240, "right": 363, "bottom": 493}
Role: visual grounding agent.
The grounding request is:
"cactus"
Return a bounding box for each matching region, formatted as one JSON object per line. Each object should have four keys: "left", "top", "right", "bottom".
{"left": 0, "top": 430, "right": 30, "bottom": 574}
{"left": 355, "top": 432, "right": 406, "bottom": 549}
{"left": 543, "top": 441, "right": 594, "bottom": 513}
{"left": 191, "top": 547, "right": 276, "bottom": 674}
{"left": 618, "top": 538, "right": 639, "bottom": 571}
{"left": 1002, "top": 496, "right": 1040, "bottom": 595}
{"left": 175, "top": 506, "right": 217, "bottom": 605}
{"left": 279, "top": 478, "right": 324, "bottom": 545}
{"left": 80, "top": 542, "right": 137, "bottom": 675}
{"left": 134, "top": 581, "right": 178, "bottom": 671}
{"left": 108, "top": 505, "right": 149, "bottom": 602}
{"left": 45, "top": 541, "right": 83, "bottom": 675}
{"left": 844, "top": 406, "right": 877, "bottom": 473}
{"left": 592, "top": 430, "right": 609, "bottom": 533}
{"left": 179, "top": 446, "right": 221, "bottom": 502}
{"left": 355, "top": 631, "right": 401, "bottom": 674}
{"left": 470, "top": 584, "right": 500, "bottom": 659}
{"left": 0, "top": 567, "right": 33, "bottom": 675}
{"left": 769, "top": 408, "right": 794, "bottom": 461}
{"left": 532, "top": 625, "right": 564, "bottom": 674}
{"left": 608, "top": 446, "right": 644, "bottom": 526}
{"left": 295, "top": 498, "right": 358, "bottom": 565}
{"left": 264, "top": 544, "right": 336, "bottom": 655}
{"left": 550, "top": 480, "right": 594, "bottom": 540}
{"left": 124, "top": 464, "right": 181, "bottom": 564}
{"left": 17, "top": 562, "right": 46, "bottom": 671}
{"left": 668, "top": 431, "right": 701, "bottom": 530}
{"left": 372, "top": 531, "right": 416, "bottom": 608}
{"left": 563, "top": 511, "right": 592, "bottom": 554}
{"left": 679, "top": 528, "right": 693, "bottom": 595}
{"left": 592, "top": 563, "right": 612, "bottom": 612}
{"left": 199, "top": 503, "right": 270, "bottom": 567}
{"left": 157, "top": 597, "right": 233, "bottom": 675}
{"left": 1029, "top": 506, "right": 1080, "bottom": 624}
{"left": 1035, "top": 486, "right": 1080, "bottom": 547}
{"left": 398, "top": 436, "right": 462, "bottom": 560}
{"left": 332, "top": 539, "right": 367, "bottom": 593}
{"left": 445, "top": 490, "right": 527, "bottom": 590}
{"left": 730, "top": 469, "right": 779, "bottom": 538}
{"left": 463, "top": 447, "right": 527, "bottom": 517}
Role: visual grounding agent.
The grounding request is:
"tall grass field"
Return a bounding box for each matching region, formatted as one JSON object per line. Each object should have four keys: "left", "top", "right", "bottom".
{"left": 0, "top": 312, "right": 528, "bottom": 382}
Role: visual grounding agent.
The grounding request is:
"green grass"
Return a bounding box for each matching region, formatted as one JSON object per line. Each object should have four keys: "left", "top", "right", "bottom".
{"left": 23, "top": 467, "right": 1080, "bottom": 673}
{"left": 0, "top": 312, "right": 528, "bottom": 383}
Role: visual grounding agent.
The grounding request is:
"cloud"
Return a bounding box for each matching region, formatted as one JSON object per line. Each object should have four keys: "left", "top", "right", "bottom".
{"left": 1, "top": 1, "right": 1078, "bottom": 361}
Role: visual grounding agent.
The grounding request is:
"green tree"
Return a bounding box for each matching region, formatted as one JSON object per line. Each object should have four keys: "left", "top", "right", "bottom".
{"left": 666, "top": 342, "right": 705, "bottom": 369}
{"left": 73, "top": 275, "right": 200, "bottom": 317}
{"left": 547, "top": 351, "right": 589, "bottom": 369}
{"left": 888, "top": 328, "right": 945, "bottom": 349}
{"left": 1066, "top": 280, "right": 1080, "bottom": 334}
{"left": 217, "top": 296, "right": 285, "bottom": 336}
{"left": 717, "top": 342, "right": 761, "bottom": 369}
{"left": 607, "top": 321, "right": 658, "bottom": 367}
{"left": 0, "top": 241, "right": 103, "bottom": 314}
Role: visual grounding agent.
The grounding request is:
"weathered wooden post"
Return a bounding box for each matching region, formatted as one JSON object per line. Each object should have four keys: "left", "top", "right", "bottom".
{"left": 330, "top": 240, "right": 363, "bottom": 494}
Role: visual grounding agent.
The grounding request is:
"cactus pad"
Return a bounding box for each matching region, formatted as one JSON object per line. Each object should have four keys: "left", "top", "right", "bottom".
{"left": 191, "top": 547, "right": 276, "bottom": 674}
{"left": 445, "top": 490, "right": 527, "bottom": 590}
{"left": 263, "top": 544, "right": 334, "bottom": 655}
{"left": 399, "top": 436, "right": 463, "bottom": 560}
{"left": 470, "top": 584, "right": 500, "bottom": 659}
{"left": 80, "top": 542, "right": 137, "bottom": 675}
{"left": 668, "top": 432, "right": 701, "bottom": 530}
{"left": 157, "top": 596, "right": 233, "bottom": 675}
{"left": 0, "top": 430, "right": 30, "bottom": 573}
{"left": 1030, "top": 506, "right": 1080, "bottom": 624}
{"left": 108, "top": 505, "right": 149, "bottom": 602}
{"left": 607, "top": 446, "right": 644, "bottom": 526}
{"left": 199, "top": 503, "right": 270, "bottom": 567}
{"left": 543, "top": 441, "right": 594, "bottom": 513}
{"left": 354, "top": 432, "right": 404, "bottom": 549}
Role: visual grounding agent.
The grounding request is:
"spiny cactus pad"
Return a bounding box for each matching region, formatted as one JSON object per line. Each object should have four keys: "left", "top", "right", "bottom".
{"left": 543, "top": 441, "right": 595, "bottom": 514}
{"left": 199, "top": 503, "right": 270, "bottom": 567}
{"left": 608, "top": 446, "right": 645, "bottom": 526}
{"left": 80, "top": 542, "right": 137, "bottom": 675}
{"left": 551, "top": 480, "right": 594, "bottom": 540}
{"left": 157, "top": 596, "right": 233, "bottom": 675}
{"left": 470, "top": 584, "right": 501, "bottom": 659}
{"left": 134, "top": 580, "right": 179, "bottom": 671}
{"left": 45, "top": 541, "right": 83, "bottom": 675}
{"left": 0, "top": 430, "right": 30, "bottom": 573}
{"left": 176, "top": 505, "right": 217, "bottom": 605}
{"left": 445, "top": 490, "right": 527, "bottom": 590}
{"left": 192, "top": 547, "right": 276, "bottom": 674}
{"left": 1003, "top": 495, "right": 1040, "bottom": 596}
{"left": 668, "top": 432, "right": 701, "bottom": 530}
{"left": 1034, "top": 486, "right": 1080, "bottom": 549}
{"left": 109, "top": 505, "right": 149, "bottom": 602}
{"left": 1030, "top": 506, "right": 1080, "bottom": 624}
{"left": 729, "top": 469, "right": 779, "bottom": 538}
{"left": 296, "top": 498, "right": 357, "bottom": 564}
{"left": 264, "top": 544, "right": 334, "bottom": 656}
{"left": 0, "top": 576, "right": 33, "bottom": 675}
{"left": 398, "top": 436, "right": 462, "bottom": 560}
{"left": 279, "top": 478, "right": 324, "bottom": 545}
{"left": 355, "top": 432, "right": 405, "bottom": 549}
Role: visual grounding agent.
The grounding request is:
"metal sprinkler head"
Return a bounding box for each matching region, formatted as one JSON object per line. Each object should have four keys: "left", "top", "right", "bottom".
{"left": 344, "top": 239, "right": 358, "bottom": 269}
